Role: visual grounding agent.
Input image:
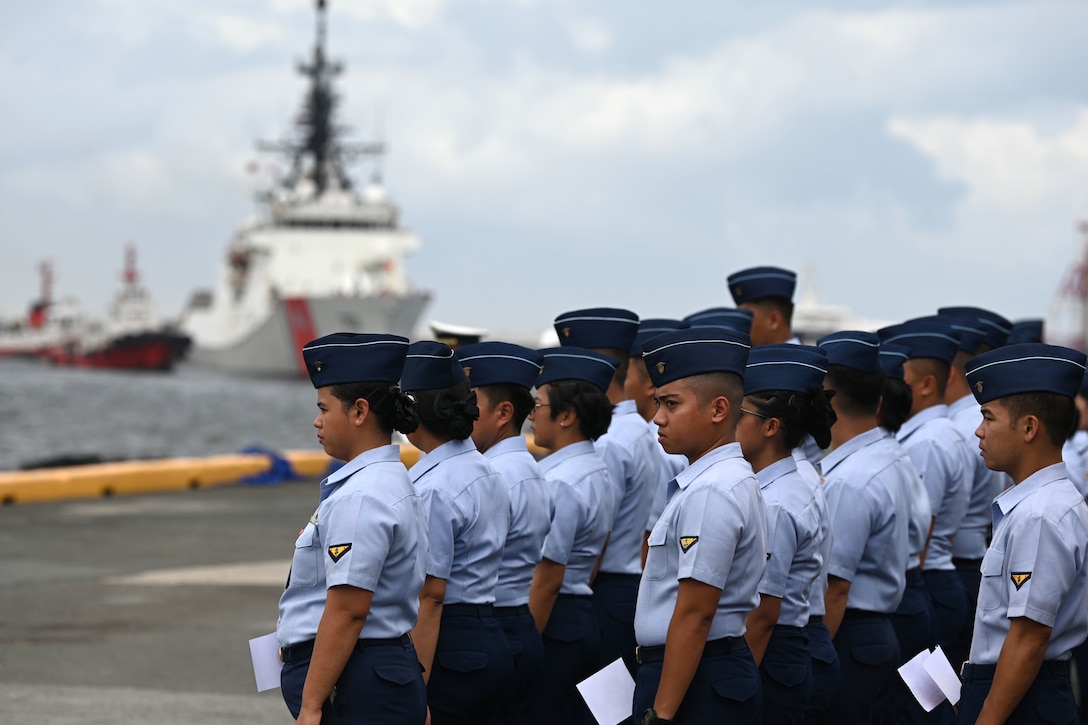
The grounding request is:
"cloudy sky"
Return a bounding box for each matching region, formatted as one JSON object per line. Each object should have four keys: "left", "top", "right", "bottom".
{"left": 3, "top": 0, "right": 1087, "bottom": 345}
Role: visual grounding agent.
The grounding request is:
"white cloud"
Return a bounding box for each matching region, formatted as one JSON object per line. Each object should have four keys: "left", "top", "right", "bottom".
{"left": 566, "top": 17, "right": 612, "bottom": 55}
{"left": 197, "top": 13, "right": 286, "bottom": 52}
{"left": 337, "top": 0, "right": 449, "bottom": 29}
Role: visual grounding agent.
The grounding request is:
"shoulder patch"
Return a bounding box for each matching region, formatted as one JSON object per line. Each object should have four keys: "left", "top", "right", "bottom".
{"left": 679, "top": 536, "right": 699, "bottom": 552}
{"left": 1011, "top": 572, "right": 1031, "bottom": 590}
{"left": 328, "top": 543, "right": 352, "bottom": 562}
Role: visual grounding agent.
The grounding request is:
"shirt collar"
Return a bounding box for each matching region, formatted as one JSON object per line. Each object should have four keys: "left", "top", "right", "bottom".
{"left": 675, "top": 442, "right": 745, "bottom": 490}
{"left": 947, "top": 394, "right": 977, "bottom": 416}
{"left": 483, "top": 435, "right": 529, "bottom": 459}
{"left": 898, "top": 404, "right": 949, "bottom": 441}
{"left": 757, "top": 455, "right": 798, "bottom": 489}
{"left": 539, "top": 439, "right": 596, "bottom": 474}
{"left": 613, "top": 399, "right": 637, "bottom": 416}
{"left": 821, "top": 426, "right": 886, "bottom": 475}
{"left": 408, "top": 438, "right": 477, "bottom": 481}
{"left": 321, "top": 444, "right": 404, "bottom": 492}
{"left": 994, "top": 462, "right": 1070, "bottom": 516}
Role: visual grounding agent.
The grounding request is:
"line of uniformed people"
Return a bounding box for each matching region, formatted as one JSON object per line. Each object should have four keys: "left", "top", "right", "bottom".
{"left": 274, "top": 264, "right": 1088, "bottom": 724}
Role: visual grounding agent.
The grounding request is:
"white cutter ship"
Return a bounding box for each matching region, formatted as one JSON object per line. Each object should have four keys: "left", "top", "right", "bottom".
{"left": 179, "top": 0, "right": 429, "bottom": 376}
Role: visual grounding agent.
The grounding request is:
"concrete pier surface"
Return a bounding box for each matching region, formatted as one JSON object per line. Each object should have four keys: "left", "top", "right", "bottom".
{"left": 0, "top": 480, "right": 320, "bottom": 723}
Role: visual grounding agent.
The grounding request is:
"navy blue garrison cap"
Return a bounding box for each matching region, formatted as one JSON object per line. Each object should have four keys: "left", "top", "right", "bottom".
{"left": 937, "top": 306, "right": 1011, "bottom": 350}
{"left": 642, "top": 327, "right": 751, "bottom": 388}
{"left": 965, "top": 343, "right": 1086, "bottom": 404}
{"left": 744, "top": 344, "right": 828, "bottom": 396}
{"left": 554, "top": 307, "right": 639, "bottom": 351}
{"left": 456, "top": 342, "right": 543, "bottom": 389}
{"left": 878, "top": 343, "right": 910, "bottom": 381}
{"left": 685, "top": 308, "right": 754, "bottom": 336}
{"left": 631, "top": 318, "right": 684, "bottom": 356}
{"left": 1007, "top": 319, "right": 1044, "bottom": 345}
{"left": 937, "top": 314, "right": 987, "bottom": 356}
{"left": 877, "top": 317, "right": 959, "bottom": 364}
{"left": 401, "top": 341, "right": 465, "bottom": 391}
{"left": 302, "top": 333, "right": 409, "bottom": 388}
{"left": 727, "top": 266, "right": 797, "bottom": 305}
{"left": 817, "top": 331, "right": 881, "bottom": 373}
{"left": 537, "top": 347, "right": 618, "bottom": 392}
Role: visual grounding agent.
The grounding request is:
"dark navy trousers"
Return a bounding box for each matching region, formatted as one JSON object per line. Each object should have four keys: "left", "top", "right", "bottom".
{"left": 950, "top": 557, "right": 982, "bottom": 675}
{"left": 803, "top": 617, "right": 840, "bottom": 725}
{"left": 496, "top": 605, "right": 545, "bottom": 724}
{"left": 280, "top": 636, "right": 426, "bottom": 724}
{"left": 760, "top": 624, "right": 813, "bottom": 724}
{"left": 591, "top": 572, "right": 641, "bottom": 675}
{"left": 959, "top": 660, "right": 1078, "bottom": 724}
{"left": 427, "top": 603, "right": 516, "bottom": 725}
{"left": 890, "top": 569, "right": 952, "bottom": 724}
{"left": 923, "top": 568, "right": 968, "bottom": 655}
{"left": 827, "top": 611, "right": 900, "bottom": 724}
{"left": 529, "top": 594, "right": 602, "bottom": 725}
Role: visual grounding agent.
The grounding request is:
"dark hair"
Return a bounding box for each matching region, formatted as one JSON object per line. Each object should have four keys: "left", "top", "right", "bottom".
{"left": 909, "top": 357, "right": 950, "bottom": 399}
{"left": 1003, "top": 392, "right": 1076, "bottom": 448}
{"left": 878, "top": 377, "right": 913, "bottom": 434}
{"left": 594, "top": 347, "right": 630, "bottom": 387}
{"left": 752, "top": 296, "right": 795, "bottom": 326}
{"left": 411, "top": 378, "right": 479, "bottom": 441}
{"left": 825, "top": 364, "right": 884, "bottom": 417}
{"left": 477, "top": 383, "right": 534, "bottom": 430}
{"left": 330, "top": 382, "right": 420, "bottom": 435}
{"left": 545, "top": 379, "right": 613, "bottom": 440}
{"left": 747, "top": 386, "right": 837, "bottom": 450}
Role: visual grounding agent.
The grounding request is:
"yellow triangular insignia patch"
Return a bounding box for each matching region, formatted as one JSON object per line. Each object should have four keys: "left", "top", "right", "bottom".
{"left": 679, "top": 536, "right": 698, "bottom": 552}
{"left": 328, "top": 543, "right": 352, "bottom": 563}
{"left": 1011, "top": 572, "right": 1031, "bottom": 590}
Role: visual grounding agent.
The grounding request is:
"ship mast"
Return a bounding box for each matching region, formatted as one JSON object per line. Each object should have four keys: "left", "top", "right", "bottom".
{"left": 259, "top": 0, "right": 385, "bottom": 197}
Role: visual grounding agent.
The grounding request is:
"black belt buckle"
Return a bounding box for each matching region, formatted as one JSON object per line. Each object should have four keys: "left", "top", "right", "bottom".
{"left": 635, "top": 645, "right": 644, "bottom": 665}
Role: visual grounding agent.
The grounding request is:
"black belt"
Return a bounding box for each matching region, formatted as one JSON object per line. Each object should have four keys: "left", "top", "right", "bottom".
{"left": 807, "top": 615, "right": 824, "bottom": 625}
{"left": 960, "top": 660, "right": 1069, "bottom": 681}
{"left": 557, "top": 593, "right": 593, "bottom": 602}
{"left": 594, "top": 572, "right": 641, "bottom": 583}
{"left": 906, "top": 567, "right": 923, "bottom": 583}
{"left": 495, "top": 604, "right": 530, "bottom": 617}
{"left": 842, "top": 609, "right": 889, "bottom": 622}
{"left": 953, "top": 557, "right": 983, "bottom": 569}
{"left": 282, "top": 633, "right": 412, "bottom": 664}
{"left": 442, "top": 602, "right": 496, "bottom": 618}
{"left": 635, "top": 636, "right": 747, "bottom": 665}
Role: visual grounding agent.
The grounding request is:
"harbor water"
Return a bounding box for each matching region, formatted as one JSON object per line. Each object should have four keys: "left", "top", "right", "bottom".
{"left": 0, "top": 358, "right": 323, "bottom": 472}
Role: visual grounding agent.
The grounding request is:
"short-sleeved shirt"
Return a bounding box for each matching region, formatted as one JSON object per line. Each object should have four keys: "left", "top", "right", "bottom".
{"left": 635, "top": 442, "right": 767, "bottom": 646}
{"left": 278, "top": 445, "right": 428, "bottom": 646}
{"left": 409, "top": 438, "right": 511, "bottom": 604}
{"left": 897, "top": 405, "right": 971, "bottom": 571}
{"left": 539, "top": 440, "right": 616, "bottom": 595}
{"left": 822, "top": 427, "right": 911, "bottom": 613}
{"left": 886, "top": 429, "right": 932, "bottom": 570}
{"left": 485, "top": 436, "right": 553, "bottom": 607}
{"left": 949, "top": 394, "right": 1012, "bottom": 559}
{"left": 1061, "top": 430, "right": 1088, "bottom": 499}
{"left": 645, "top": 420, "right": 688, "bottom": 533}
{"left": 595, "top": 400, "right": 661, "bottom": 575}
{"left": 968, "top": 463, "right": 1088, "bottom": 663}
{"left": 757, "top": 456, "right": 823, "bottom": 627}
{"left": 794, "top": 449, "right": 832, "bottom": 616}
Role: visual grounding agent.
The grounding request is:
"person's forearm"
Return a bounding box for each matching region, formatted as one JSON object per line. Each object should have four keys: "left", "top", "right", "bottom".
{"left": 652, "top": 609, "right": 713, "bottom": 719}
{"left": 529, "top": 562, "right": 563, "bottom": 632}
{"left": 824, "top": 578, "right": 849, "bottom": 640}
{"left": 411, "top": 598, "right": 443, "bottom": 683}
{"left": 976, "top": 619, "right": 1051, "bottom": 725}
{"left": 744, "top": 602, "right": 779, "bottom": 667}
{"left": 301, "top": 606, "right": 367, "bottom": 716}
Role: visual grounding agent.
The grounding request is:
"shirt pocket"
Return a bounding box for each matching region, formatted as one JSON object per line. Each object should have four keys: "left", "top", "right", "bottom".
{"left": 977, "top": 547, "right": 1005, "bottom": 611}
{"left": 287, "top": 524, "right": 321, "bottom": 589}
{"left": 643, "top": 522, "right": 669, "bottom": 582}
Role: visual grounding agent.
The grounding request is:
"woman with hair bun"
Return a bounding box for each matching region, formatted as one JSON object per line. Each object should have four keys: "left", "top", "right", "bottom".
{"left": 278, "top": 333, "right": 428, "bottom": 725}
{"left": 736, "top": 344, "right": 836, "bottom": 725}
{"left": 526, "top": 347, "right": 617, "bottom": 725}
{"left": 401, "top": 341, "right": 516, "bottom": 725}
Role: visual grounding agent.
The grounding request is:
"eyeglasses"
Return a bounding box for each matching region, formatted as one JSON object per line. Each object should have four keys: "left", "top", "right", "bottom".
{"left": 740, "top": 407, "right": 771, "bottom": 420}
{"left": 532, "top": 402, "right": 551, "bottom": 411}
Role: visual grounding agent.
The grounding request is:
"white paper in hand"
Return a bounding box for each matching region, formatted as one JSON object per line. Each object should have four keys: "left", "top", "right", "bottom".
{"left": 897, "top": 647, "right": 957, "bottom": 712}
{"left": 249, "top": 632, "right": 282, "bottom": 692}
{"left": 576, "top": 657, "right": 636, "bottom": 725}
{"left": 923, "top": 646, "right": 961, "bottom": 706}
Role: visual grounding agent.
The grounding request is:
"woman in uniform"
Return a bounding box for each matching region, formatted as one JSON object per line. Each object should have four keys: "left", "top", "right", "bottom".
{"left": 401, "top": 340, "right": 516, "bottom": 724}
{"left": 277, "top": 332, "right": 428, "bottom": 725}
{"left": 736, "top": 344, "right": 834, "bottom": 724}
{"left": 526, "top": 347, "right": 617, "bottom": 725}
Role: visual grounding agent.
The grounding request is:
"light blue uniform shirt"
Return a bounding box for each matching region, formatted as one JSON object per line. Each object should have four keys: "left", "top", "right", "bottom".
{"left": 969, "top": 463, "right": 1088, "bottom": 663}
{"left": 949, "top": 394, "right": 1011, "bottom": 558}
{"left": 897, "top": 405, "right": 971, "bottom": 571}
{"left": 1061, "top": 430, "right": 1088, "bottom": 499}
{"left": 823, "top": 428, "right": 911, "bottom": 613}
{"left": 409, "top": 438, "right": 511, "bottom": 604}
{"left": 635, "top": 443, "right": 767, "bottom": 646}
{"left": 885, "top": 428, "right": 931, "bottom": 570}
{"left": 539, "top": 440, "right": 616, "bottom": 595}
{"left": 485, "top": 435, "right": 553, "bottom": 607}
{"left": 596, "top": 400, "right": 661, "bottom": 575}
{"left": 277, "top": 445, "right": 428, "bottom": 646}
{"left": 794, "top": 450, "right": 831, "bottom": 616}
{"left": 646, "top": 420, "right": 688, "bottom": 533}
{"left": 757, "top": 456, "right": 823, "bottom": 627}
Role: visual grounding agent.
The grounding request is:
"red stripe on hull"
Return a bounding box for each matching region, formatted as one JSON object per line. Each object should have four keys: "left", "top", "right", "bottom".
{"left": 283, "top": 298, "right": 318, "bottom": 375}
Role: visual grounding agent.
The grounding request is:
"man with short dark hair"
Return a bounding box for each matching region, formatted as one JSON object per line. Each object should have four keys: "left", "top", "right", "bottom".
{"left": 727, "top": 266, "right": 799, "bottom": 347}
{"left": 958, "top": 343, "right": 1088, "bottom": 723}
